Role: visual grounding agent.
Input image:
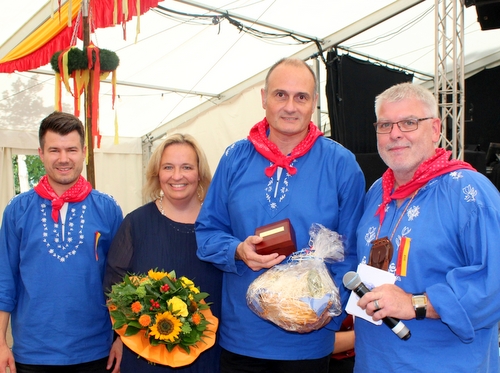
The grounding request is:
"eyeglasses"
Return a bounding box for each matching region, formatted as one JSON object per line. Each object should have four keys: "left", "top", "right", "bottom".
{"left": 373, "top": 117, "right": 433, "bottom": 134}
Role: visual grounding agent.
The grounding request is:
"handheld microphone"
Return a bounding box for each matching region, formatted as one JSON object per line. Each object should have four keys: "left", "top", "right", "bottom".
{"left": 343, "top": 271, "right": 411, "bottom": 341}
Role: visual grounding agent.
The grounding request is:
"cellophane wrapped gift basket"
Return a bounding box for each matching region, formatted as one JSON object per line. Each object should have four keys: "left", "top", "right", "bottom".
{"left": 247, "top": 223, "right": 344, "bottom": 333}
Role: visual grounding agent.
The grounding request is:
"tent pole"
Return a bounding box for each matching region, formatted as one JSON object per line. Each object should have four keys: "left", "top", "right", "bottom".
{"left": 314, "top": 58, "right": 321, "bottom": 131}
{"left": 82, "top": 0, "right": 95, "bottom": 187}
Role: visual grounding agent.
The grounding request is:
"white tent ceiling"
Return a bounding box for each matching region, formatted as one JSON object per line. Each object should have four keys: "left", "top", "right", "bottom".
{"left": 2, "top": 0, "right": 500, "bottom": 217}
{"left": 2, "top": 0, "right": 500, "bottom": 140}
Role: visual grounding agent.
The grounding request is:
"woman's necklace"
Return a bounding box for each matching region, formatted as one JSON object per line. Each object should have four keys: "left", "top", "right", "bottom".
{"left": 157, "top": 193, "right": 203, "bottom": 219}
{"left": 158, "top": 195, "right": 166, "bottom": 216}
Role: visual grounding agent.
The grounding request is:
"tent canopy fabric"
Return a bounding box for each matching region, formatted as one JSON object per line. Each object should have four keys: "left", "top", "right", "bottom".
{"left": 5, "top": 0, "right": 500, "bottom": 139}
{"left": 2, "top": 0, "right": 500, "bottom": 216}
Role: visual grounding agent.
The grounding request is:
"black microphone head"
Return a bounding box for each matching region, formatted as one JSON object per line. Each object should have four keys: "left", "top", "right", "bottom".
{"left": 343, "top": 271, "right": 361, "bottom": 290}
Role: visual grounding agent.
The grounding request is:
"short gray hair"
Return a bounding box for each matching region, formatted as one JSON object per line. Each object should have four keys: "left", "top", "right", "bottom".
{"left": 264, "top": 58, "right": 318, "bottom": 94}
{"left": 375, "top": 82, "right": 438, "bottom": 119}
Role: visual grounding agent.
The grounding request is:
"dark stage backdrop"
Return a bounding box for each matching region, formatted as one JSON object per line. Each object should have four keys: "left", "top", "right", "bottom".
{"left": 464, "top": 65, "right": 500, "bottom": 153}
{"left": 325, "top": 53, "right": 500, "bottom": 188}
{"left": 326, "top": 51, "right": 414, "bottom": 154}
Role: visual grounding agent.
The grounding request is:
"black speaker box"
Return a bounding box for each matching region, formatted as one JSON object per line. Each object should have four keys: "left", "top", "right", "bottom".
{"left": 475, "top": 1, "right": 500, "bottom": 30}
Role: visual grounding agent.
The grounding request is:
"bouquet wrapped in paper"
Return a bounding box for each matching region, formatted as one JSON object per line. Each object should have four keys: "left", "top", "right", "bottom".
{"left": 246, "top": 224, "right": 344, "bottom": 333}
{"left": 107, "top": 269, "right": 218, "bottom": 367}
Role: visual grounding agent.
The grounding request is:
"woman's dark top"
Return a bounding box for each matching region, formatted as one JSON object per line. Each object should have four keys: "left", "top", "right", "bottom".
{"left": 104, "top": 202, "right": 222, "bottom": 373}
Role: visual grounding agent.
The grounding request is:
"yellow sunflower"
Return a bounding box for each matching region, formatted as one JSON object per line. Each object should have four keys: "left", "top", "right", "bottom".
{"left": 149, "top": 311, "right": 182, "bottom": 342}
{"left": 148, "top": 269, "right": 169, "bottom": 281}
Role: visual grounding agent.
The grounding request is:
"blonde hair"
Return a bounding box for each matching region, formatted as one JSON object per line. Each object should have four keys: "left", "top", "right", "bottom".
{"left": 143, "top": 133, "right": 211, "bottom": 202}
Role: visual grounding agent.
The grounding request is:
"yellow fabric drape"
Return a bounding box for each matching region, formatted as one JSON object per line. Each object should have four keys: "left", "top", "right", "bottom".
{"left": 0, "top": 0, "right": 82, "bottom": 64}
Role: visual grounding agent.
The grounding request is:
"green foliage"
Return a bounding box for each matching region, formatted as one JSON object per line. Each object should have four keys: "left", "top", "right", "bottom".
{"left": 107, "top": 270, "right": 212, "bottom": 355}
{"left": 24, "top": 155, "right": 45, "bottom": 187}
{"left": 11, "top": 155, "right": 45, "bottom": 195}
{"left": 12, "top": 155, "right": 19, "bottom": 195}
{"left": 51, "top": 48, "right": 120, "bottom": 74}
{"left": 50, "top": 48, "right": 87, "bottom": 73}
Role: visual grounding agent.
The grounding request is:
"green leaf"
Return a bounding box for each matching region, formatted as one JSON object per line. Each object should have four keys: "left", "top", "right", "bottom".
{"left": 119, "top": 283, "right": 140, "bottom": 296}
{"left": 110, "top": 310, "right": 125, "bottom": 320}
{"left": 197, "top": 303, "right": 209, "bottom": 310}
{"left": 124, "top": 325, "right": 141, "bottom": 336}
{"left": 196, "top": 322, "right": 208, "bottom": 331}
{"left": 193, "top": 292, "right": 209, "bottom": 302}
{"left": 178, "top": 344, "right": 191, "bottom": 354}
{"left": 149, "top": 337, "right": 160, "bottom": 347}
{"left": 145, "top": 284, "right": 161, "bottom": 298}
{"left": 162, "top": 275, "right": 175, "bottom": 288}
{"left": 112, "top": 320, "right": 126, "bottom": 330}
{"left": 181, "top": 323, "right": 192, "bottom": 334}
{"left": 127, "top": 320, "right": 143, "bottom": 329}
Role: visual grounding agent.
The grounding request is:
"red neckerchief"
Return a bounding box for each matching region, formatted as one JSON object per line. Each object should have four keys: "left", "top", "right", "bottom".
{"left": 248, "top": 117, "right": 323, "bottom": 177}
{"left": 375, "top": 148, "right": 476, "bottom": 224}
{"left": 34, "top": 175, "right": 92, "bottom": 223}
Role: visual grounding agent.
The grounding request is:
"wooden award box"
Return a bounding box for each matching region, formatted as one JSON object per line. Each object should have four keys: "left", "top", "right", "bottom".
{"left": 254, "top": 218, "right": 297, "bottom": 256}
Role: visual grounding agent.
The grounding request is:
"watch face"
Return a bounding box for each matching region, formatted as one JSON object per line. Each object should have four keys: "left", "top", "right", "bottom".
{"left": 412, "top": 295, "right": 427, "bottom": 307}
{"left": 412, "top": 294, "right": 427, "bottom": 320}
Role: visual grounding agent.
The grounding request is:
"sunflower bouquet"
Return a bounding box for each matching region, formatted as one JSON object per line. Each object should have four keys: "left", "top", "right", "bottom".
{"left": 107, "top": 269, "right": 218, "bottom": 367}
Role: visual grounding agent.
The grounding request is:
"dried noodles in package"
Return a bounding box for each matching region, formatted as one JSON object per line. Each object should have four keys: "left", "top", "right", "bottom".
{"left": 246, "top": 224, "right": 344, "bottom": 333}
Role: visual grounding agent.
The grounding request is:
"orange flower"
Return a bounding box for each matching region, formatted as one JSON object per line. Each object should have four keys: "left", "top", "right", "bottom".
{"left": 108, "top": 304, "right": 117, "bottom": 311}
{"left": 191, "top": 312, "right": 202, "bottom": 325}
{"left": 139, "top": 314, "right": 152, "bottom": 327}
{"left": 188, "top": 300, "right": 198, "bottom": 313}
{"left": 129, "top": 276, "right": 141, "bottom": 285}
{"left": 131, "top": 301, "right": 142, "bottom": 313}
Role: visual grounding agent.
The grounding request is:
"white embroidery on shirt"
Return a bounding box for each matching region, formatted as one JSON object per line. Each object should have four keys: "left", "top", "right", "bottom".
{"left": 394, "top": 227, "right": 409, "bottom": 251}
{"left": 225, "top": 143, "right": 236, "bottom": 157}
{"left": 388, "top": 262, "right": 396, "bottom": 274}
{"left": 41, "top": 203, "right": 86, "bottom": 263}
{"left": 264, "top": 161, "right": 293, "bottom": 209}
{"left": 463, "top": 184, "right": 477, "bottom": 202}
{"left": 428, "top": 179, "right": 438, "bottom": 187}
{"left": 407, "top": 205, "right": 420, "bottom": 221}
{"left": 401, "top": 226, "right": 412, "bottom": 237}
{"left": 450, "top": 171, "right": 464, "bottom": 180}
{"left": 365, "top": 227, "right": 377, "bottom": 246}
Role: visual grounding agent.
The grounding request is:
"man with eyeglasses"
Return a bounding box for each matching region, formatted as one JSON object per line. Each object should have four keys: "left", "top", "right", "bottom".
{"left": 351, "top": 82, "right": 500, "bottom": 372}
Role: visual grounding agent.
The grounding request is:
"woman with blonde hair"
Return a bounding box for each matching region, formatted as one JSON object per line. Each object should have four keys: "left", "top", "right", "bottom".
{"left": 142, "top": 133, "right": 212, "bottom": 206}
{"left": 104, "top": 133, "right": 222, "bottom": 373}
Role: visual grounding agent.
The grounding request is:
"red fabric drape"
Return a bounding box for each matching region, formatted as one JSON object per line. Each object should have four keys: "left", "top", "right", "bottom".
{"left": 0, "top": 25, "right": 77, "bottom": 73}
{"left": 0, "top": 0, "right": 161, "bottom": 73}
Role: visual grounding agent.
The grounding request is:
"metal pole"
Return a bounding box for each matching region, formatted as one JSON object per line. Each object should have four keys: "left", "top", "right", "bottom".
{"left": 315, "top": 58, "right": 321, "bottom": 130}
{"left": 82, "top": 0, "right": 95, "bottom": 187}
